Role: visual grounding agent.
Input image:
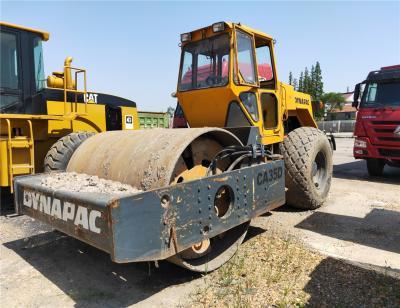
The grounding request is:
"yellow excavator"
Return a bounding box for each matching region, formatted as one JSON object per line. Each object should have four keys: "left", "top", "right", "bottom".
{"left": 0, "top": 22, "right": 139, "bottom": 199}
{"left": 14, "top": 22, "right": 333, "bottom": 272}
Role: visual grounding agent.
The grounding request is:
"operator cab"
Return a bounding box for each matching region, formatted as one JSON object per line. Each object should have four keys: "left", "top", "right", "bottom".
{"left": 0, "top": 22, "right": 48, "bottom": 114}
{"left": 176, "top": 22, "right": 283, "bottom": 144}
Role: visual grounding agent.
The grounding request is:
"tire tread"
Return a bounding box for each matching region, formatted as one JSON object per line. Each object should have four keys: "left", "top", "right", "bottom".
{"left": 44, "top": 132, "right": 95, "bottom": 172}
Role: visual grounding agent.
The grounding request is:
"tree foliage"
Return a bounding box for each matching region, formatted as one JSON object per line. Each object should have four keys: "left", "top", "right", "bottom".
{"left": 166, "top": 106, "right": 175, "bottom": 118}
{"left": 288, "top": 61, "right": 324, "bottom": 100}
{"left": 320, "top": 92, "right": 346, "bottom": 113}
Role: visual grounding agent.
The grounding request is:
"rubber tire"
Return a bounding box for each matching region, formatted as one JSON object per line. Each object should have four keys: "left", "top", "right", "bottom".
{"left": 280, "top": 127, "right": 333, "bottom": 210}
{"left": 44, "top": 132, "right": 95, "bottom": 172}
{"left": 366, "top": 158, "right": 385, "bottom": 176}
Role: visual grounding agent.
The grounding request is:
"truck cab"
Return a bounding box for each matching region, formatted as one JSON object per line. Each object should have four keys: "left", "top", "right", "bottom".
{"left": 353, "top": 65, "right": 400, "bottom": 175}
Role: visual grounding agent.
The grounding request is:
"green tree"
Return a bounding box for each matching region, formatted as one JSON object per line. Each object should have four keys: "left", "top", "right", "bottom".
{"left": 288, "top": 71, "right": 293, "bottom": 85}
{"left": 314, "top": 61, "right": 324, "bottom": 100}
{"left": 298, "top": 71, "right": 304, "bottom": 92}
{"left": 320, "top": 92, "right": 345, "bottom": 114}
{"left": 303, "top": 67, "right": 311, "bottom": 94}
{"left": 292, "top": 78, "right": 298, "bottom": 90}
{"left": 310, "top": 64, "right": 316, "bottom": 99}
{"left": 166, "top": 106, "right": 175, "bottom": 118}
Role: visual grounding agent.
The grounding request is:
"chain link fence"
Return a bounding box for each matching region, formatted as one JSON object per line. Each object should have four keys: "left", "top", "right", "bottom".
{"left": 317, "top": 120, "right": 355, "bottom": 133}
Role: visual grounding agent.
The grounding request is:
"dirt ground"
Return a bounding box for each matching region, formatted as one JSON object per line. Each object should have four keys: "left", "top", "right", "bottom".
{"left": 255, "top": 137, "right": 400, "bottom": 276}
{"left": 1, "top": 137, "right": 399, "bottom": 307}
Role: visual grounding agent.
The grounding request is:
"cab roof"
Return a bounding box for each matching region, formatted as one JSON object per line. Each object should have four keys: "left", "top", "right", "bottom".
{"left": 182, "top": 21, "right": 273, "bottom": 41}
{"left": 0, "top": 21, "right": 49, "bottom": 41}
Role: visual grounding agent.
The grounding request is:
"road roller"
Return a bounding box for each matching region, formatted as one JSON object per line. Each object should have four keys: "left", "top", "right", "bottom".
{"left": 14, "top": 22, "right": 333, "bottom": 272}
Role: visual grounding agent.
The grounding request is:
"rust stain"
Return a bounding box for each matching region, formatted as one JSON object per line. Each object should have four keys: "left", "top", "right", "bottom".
{"left": 169, "top": 227, "right": 180, "bottom": 253}
{"left": 109, "top": 200, "right": 120, "bottom": 209}
{"left": 213, "top": 176, "right": 229, "bottom": 182}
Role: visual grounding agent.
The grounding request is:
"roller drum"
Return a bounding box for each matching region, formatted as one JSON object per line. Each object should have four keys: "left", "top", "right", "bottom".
{"left": 67, "top": 128, "right": 241, "bottom": 190}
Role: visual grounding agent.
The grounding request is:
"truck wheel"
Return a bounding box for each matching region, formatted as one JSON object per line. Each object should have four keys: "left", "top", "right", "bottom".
{"left": 280, "top": 127, "right": 333, "bottom": 210}
{"left": 366, "top": 158, "right": 385, "bottom": 176}
{"left": 44, "top": 132, "right": 95, "bottom": 172}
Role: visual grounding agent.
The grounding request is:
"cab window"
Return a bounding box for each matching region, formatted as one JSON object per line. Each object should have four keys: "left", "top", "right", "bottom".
{"left": 1, "top": 31, "right": 21, "bottom": 111}
{"left": 261, "top": 93, "right": 278, "bottom": 129}
{"left": 256, "top": 45, "right": 274, "bottom": 82}
{"left": 255, "top": 37, "right": 275, "bottom": 89}
{"left": 33, "top": 37, "right": 45, "bottom": 91}
{"left": 1, "top": 32, "right": 19, "bottom": 91}
{"left": 235, "top": 30, "right": 256, "bottom": 85}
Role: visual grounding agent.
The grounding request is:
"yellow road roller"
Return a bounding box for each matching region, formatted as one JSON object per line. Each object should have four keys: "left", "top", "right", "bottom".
{"left": 14, "top": 22, "right": 333, "bottom": 272}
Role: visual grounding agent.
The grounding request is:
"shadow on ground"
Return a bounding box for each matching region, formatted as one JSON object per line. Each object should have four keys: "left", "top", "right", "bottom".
{"left": 304, "top": 257, "right": 400, "bottom": 307}
{"left": 333, "top": 160, "right": 400, "bottom": 184}
{"left": 4, "top": 232, "right": 200, "bottom": 307}
{"left": 0, "top": 189, "right": 15, "bottom": 216}
{"left": 3, "top": 224, "right": 267, "bottom": 307}
{"left": 295, "top": 209, "right": 400, "bottom": 254}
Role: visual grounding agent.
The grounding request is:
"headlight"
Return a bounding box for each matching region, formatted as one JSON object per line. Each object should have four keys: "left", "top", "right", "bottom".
{"left": 212, "top": 22, "right": 225, "bottom": 32}
{"left": 354, "top": 138, "right": 367, "bottom": 148}
{"left": 180, "top": 33, "right": 191, "bottom": 43}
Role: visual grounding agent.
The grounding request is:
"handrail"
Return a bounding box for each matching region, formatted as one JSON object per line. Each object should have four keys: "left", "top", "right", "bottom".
{"left": 27, "top": 119, "right": 35, "bottom": 173}
{"left": 5, "top": 119, "right": 13, "bottom": 192}
{"left": 63, "top": 65, "right": 88, "bottom": 116}
{"left": 281, "top": 84, "right": 288, "bottom": 120}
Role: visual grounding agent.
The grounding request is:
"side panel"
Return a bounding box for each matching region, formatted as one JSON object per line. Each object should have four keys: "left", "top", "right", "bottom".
{"left": 281, "top": 83, "right": 317, "bottom": 128}
{"left": 112, "top": 160, "right": 285, "bottom": 262}
{"left": 121, "top": 107, "right": 140, "bottom": 130}
{"left": 14, "top": 160, "right": 285, "bottom": 263}
{"left": 46, "top": 101, "right": 107, "bottom": 135}
{"left": 15, "top": 178, "right": 115, "bottom": 252}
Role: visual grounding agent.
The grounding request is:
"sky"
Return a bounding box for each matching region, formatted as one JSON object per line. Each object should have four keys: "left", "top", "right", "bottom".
{"left": 2, "top": 1, "right": 399, "bottom": 111}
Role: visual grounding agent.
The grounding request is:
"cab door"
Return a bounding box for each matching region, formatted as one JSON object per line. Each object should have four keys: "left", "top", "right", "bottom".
{"left": 254, "top": 39, "right": 284, "bottom": 145}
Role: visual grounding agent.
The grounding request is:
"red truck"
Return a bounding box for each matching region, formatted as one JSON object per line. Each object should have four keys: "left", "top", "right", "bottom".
{"left": 352, "top": 65, "right": 400, "bottom": 175}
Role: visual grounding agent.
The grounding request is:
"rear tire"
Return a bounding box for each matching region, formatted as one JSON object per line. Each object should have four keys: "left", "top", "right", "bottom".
{"left": 366, "top": 158, "right": 385, "bottom": 176}
{"left": 280, "top": 127, "right": 333, "bottom": 210}
{"left": 44, "top": 132, "right": 95, "bottom": 172}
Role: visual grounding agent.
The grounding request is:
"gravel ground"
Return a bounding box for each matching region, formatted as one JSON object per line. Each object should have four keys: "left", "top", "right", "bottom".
{"left": 40, "top": 172, "right": 141, "bottom": 195}
{"left": 191, "top": 230, "right": 400, "bottom": 307}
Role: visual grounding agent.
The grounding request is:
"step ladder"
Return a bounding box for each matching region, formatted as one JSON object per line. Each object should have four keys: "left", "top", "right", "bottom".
{"left": 5, "top": 119, "right": 35, "bottom": 193}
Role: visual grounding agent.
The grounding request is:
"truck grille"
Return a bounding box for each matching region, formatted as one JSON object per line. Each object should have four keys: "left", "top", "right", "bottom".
{"left": 378, "top": 137, "right": 400, "bottom": 142}
{"left": 366, "top": 119, "right": 400, "bottom": 146}
{"left": 375, "top": 128, "right": 395, "bottom": 133}
{"left": 372, "top": 121, "right": 400, "bottom": 125}
{"left": 378, "top": 148, "right": 400, "bottom": 157}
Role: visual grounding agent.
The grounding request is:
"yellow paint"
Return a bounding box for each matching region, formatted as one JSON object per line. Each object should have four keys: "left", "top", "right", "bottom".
{"left": 176, "top": 22, "right": 317, "bottom": 146}
{"left": 0, "top": 21, "right": 49, "bottom": 41}
{"left": 121, "top": 107, "right": 140, "bottom": 130}
{"left": 0, "top": 22, "right": 141, "bottom": 189}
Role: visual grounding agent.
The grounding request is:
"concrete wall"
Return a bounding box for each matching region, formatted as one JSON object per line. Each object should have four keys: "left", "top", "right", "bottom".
{"left": 317, "top": 120, "right": 355, "bottom": 133}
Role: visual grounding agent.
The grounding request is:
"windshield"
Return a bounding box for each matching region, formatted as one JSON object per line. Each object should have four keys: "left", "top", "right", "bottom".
{"left": 360, "top": 80, "right": 400, "bottom": 108}
{"left": 178, "top": 34, "right": 230, "bottom": 91}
